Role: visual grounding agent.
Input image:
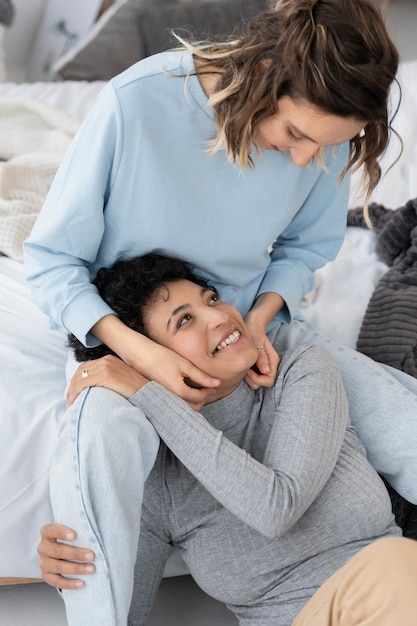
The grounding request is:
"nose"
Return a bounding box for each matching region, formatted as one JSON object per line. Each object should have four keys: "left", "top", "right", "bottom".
{"left": 291, "top": 144, "right": 319, "bottom": 167}
{"left": 204, "top": 306, "right": 229, "bottom": 328}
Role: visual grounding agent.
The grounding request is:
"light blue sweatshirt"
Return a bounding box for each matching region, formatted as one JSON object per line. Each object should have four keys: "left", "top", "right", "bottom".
{"left": 24, "top": 50, "right": 350, "bottom": 347}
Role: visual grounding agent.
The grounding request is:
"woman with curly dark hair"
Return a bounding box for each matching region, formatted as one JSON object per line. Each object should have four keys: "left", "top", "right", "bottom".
{"left": 39, "top": 253, "right": 417, "bottom": 626}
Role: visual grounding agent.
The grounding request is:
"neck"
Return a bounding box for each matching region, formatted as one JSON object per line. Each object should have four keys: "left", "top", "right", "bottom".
{"left": 204, "top": 376, "right": 246, "bottom": 405}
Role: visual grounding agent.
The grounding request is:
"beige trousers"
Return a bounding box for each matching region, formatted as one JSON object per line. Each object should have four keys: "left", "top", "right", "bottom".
{"left": 293, "top": 537, "right": 417, "bottom": 626}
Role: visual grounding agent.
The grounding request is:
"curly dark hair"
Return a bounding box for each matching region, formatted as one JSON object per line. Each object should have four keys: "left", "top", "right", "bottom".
{"left": 68, "top": 254, "right": 210, "bottom": 362}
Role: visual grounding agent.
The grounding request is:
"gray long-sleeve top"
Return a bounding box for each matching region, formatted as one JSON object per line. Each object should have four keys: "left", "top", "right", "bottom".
{"left": 128, "top": 345, "right": 400, "bottom": 626}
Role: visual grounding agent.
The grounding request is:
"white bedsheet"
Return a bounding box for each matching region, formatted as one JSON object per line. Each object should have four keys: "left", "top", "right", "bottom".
{"left": 1, "top": 60, "right": 416, "bottom": 578}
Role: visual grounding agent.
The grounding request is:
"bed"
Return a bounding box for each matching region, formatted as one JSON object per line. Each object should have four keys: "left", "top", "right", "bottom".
{"left": 0, "top": 44, "right": 416, "bottom": 583}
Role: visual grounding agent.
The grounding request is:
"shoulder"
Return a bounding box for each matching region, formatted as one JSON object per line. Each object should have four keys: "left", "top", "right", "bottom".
{"left": 271, "top": 344, "right": 344, "bottom": 405}
{"left": 110, "top": 49, "right": 191, "bottom": 93}
{"left": 278, "top": 343, "right": 339, "bottom": 376}
{"left": 100, "top": 49, "right": 193, "bottom": 123}
{"left": 258, "top": 343, "right": 338, "bottom": 404}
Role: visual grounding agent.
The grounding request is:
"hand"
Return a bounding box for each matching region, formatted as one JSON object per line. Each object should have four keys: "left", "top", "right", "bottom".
{"left": 244, "top": 292, "right": 282, "bottom": 389}
{"left": 38, "top": 523, "right": 95, "bottom": 590}
{"left": 67, "top": 347, "right": 220, "bottom": 412}
{"left": 244, "top": 332, "right": 280, "bottom": 390}
{"left": 83, "top": 317, "right": 221, "bottom": 411}
{"left": 135, "top": 339, "right": 221, "bottom": 410}
{"left": 66, "top": 355, "right": 149, "bottom": 407}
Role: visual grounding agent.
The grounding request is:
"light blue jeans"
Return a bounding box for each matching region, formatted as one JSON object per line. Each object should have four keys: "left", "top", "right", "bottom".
{"left": 50, "top": 385, "right": 159, "bottom": 626}
{"left": 50, "top": 321, "right": 417, "bottom": 625}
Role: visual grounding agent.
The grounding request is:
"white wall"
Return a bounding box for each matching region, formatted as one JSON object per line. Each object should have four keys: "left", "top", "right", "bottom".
{"left": 3, "top": 0, "right": 47, "bottom": 81}
{"left": 3, "top": 0, "right": 108, "bottom": 82}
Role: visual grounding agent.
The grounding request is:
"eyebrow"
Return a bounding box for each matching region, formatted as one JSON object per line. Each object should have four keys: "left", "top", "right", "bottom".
{"left": 291, "top": 124, "right": 318, "bottom": 144}
{"left": 166, "top": 286, "right": 213, "bottom": 330}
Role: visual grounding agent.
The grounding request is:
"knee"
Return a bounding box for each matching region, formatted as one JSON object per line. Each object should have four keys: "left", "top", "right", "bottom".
{"left": 356, "top": 537, "right": 417, "bottom": 587}
{"left": 70, "top": 386, "right": 126, "bottom": 431}
{"left": 70, "top": 386, "right": 156, "bottom": 444}
{"left": 61, "top": 387, "right": 159, "bottom": 471}
{"left": 363, "top": 536, "right": 416, "bottom": 558}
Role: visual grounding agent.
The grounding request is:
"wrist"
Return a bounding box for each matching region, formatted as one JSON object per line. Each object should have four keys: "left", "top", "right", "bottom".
{"left": 92, "top": 314, "right": 151, "bottom": 367}
{"left": 246, "top": 292, "right": 285, "bottom": 331}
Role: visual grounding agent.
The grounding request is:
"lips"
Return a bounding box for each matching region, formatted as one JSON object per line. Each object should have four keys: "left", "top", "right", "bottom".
{"left": 214, "top": 330, "right": 241, "bottom": 353}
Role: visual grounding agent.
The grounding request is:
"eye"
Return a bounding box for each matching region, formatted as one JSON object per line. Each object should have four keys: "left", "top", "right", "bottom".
{"left": 177, "top": 313, "right": 192, "bottom": 329}
{"left": 286, "top": 128, "right": 303, "bottom": 143}
{"left": 208, "top": 292, "right": 219, "bottom": 305}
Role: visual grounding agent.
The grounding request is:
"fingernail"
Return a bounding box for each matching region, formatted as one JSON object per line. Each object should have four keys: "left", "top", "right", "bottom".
{"left": 73, "top": 580, "right": 84, "bottom": 588}
{"left": 84, "top": 551, "right": 95, "bottom": 561}
{"left": 85, "top": 564, "right": 95, "bottom": 573}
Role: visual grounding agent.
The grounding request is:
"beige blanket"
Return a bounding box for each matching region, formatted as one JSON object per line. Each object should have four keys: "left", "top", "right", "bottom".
{"left": 0, "top": 97, "right": 80, "bottom": 262}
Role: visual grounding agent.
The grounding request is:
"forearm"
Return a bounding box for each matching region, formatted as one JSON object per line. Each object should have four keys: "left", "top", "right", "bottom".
{"left": 245, "top": 291, "right": 285, "bottom": 332}
{"left": 131, "top": 382, "right": 280, "bottom": 537}
{"left": 129, "top": 348, "right": 347, "bottom": 538}
{"left": 92, "top": 314, "right": 153, "bottom": 369}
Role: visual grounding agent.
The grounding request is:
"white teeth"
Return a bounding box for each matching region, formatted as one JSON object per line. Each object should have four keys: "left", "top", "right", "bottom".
{"left": 215, "top": 330, "right": 240, "bottom": 353}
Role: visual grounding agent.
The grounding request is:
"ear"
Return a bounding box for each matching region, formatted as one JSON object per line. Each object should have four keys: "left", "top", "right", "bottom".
{"left": 254, "top": 58, "right": 273, "bottom": 77}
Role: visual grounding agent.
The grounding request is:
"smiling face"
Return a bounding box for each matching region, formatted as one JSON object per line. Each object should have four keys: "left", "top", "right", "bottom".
{"left": 143, "top": 279, "right": 259, "bottom": 400}
{"left": 256, "top": 96, "right": 365, "bottom": 167}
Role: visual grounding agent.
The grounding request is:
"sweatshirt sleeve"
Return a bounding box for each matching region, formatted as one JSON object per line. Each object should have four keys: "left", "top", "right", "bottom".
{"left": 23, "top": 83, "right": 123, "bottom": 346}
{"left": 259, "top": 144, "right": 350, "bottom": 324}
{"left": 129, "top": 345, "right": 348, "bottom": 538}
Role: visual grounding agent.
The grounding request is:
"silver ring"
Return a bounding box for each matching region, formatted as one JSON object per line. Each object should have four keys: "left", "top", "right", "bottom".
{"left": 82, "top": 369, "right": 89, "bottom": 378}
{"left": 255, "top": 345, "right": 265, "bottom": 350}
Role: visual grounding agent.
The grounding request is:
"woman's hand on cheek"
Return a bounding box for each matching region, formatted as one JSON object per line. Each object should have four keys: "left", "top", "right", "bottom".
{"left": 90, "top": 321, "right": 220, "bottom": 410}
{"left": 138, "top": 341, "right": 220, "bottom": 411}
{"left": 244, "top": 292, "right": 282, "bottom": 389}
{"left": 245, "top": 334, "right": 280, "bottom": 390}
{"left": 38, "top": 523, "right": 95, "bottom": 590}
{"left": 66, "top": 355, "right": 149, "bottom": 407}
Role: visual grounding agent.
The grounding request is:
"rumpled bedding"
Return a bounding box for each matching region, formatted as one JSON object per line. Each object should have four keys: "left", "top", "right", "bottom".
{"left": 0, "top": 97, "right": 79, "bottom": 261}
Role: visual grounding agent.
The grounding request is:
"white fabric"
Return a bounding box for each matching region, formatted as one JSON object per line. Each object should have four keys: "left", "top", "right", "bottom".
{"left": 0, "top": 60, "right": 417, "bottom": 579}
{"left": 0, "top": 81, "right": 105, "bottom": 579}
{"left": 0, "top": 97, "right": 80, "bottom": 261}
{"left": 0, "top": 255, "right": 67, "bottom": 577}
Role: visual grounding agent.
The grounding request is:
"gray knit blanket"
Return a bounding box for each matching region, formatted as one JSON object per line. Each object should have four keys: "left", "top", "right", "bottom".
{"left": 348, "top": 198, "right": 417, "bottom": 379}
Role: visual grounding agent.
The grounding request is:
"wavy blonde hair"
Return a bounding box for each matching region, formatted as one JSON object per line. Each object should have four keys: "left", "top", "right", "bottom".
{"left": 175, "top": 0, "right": 399, "bottom": 222}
